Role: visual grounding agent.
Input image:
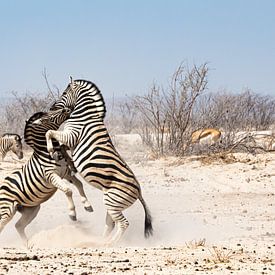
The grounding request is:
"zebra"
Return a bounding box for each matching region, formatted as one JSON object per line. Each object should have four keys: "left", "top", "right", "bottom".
{"left": 0, "top": 133, "right": 23, "bottom": 160}
{"left": 45, "top": 78, "right": 153, "bottom": 245}
{"left": 0, "top": 107, "right": 93, "bottom": 245}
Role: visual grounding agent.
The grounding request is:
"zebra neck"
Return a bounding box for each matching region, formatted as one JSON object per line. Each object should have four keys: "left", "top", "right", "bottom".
{"left": 70, "top": 108, "right": 105, "bottom": 120}
{"left": 70, "top": 95, "right": 106, "bottom": 120}
{"left": 85, "top": 121, "right": 111, "bottom": 144}
{"left": 0, "top": 138, "right": 12, "bottom": 155}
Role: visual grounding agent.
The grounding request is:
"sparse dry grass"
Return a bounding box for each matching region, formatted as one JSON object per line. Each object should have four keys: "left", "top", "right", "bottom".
{"left": 208, "top": 246, "right": 243, "bottom": 264}
{"left": 185, "top": 238, "right": 206, "bottom": 249}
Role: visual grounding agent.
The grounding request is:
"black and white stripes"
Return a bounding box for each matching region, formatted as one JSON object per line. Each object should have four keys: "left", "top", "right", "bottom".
{"left": 46, "top": 79, "right": 153, "bottom": 244}
{"left": 0, "top": 108, "right": 92, "bottom": 244}
{"left": 0, "top": 133, "right": 23, "bottom": 160}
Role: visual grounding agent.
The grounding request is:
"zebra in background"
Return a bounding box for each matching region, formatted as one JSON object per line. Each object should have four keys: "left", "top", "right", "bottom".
{"left": 0, "top": 133, "right": 23, "bottom": 160}
{"left": 0, "top": 108, "right": 93, "bottom": 245}
{"left": 45, "top": 78, "right": 153, "bottom": 245}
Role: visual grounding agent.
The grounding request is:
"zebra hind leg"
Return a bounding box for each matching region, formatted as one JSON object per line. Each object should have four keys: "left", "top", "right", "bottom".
{"left": 15, "top": 205, "right": 41, "bottom": 246}
{"left": 103, "top": 192, "right": 130, "bottom": 245}
{"left": 104, "top": 209, "right": 129, "bottom": 246}
{"left": 65, "top": 173, "right": 93, "bottom": 212}
{"left": 102, "top": 212, "right": 115, "bottom": 239}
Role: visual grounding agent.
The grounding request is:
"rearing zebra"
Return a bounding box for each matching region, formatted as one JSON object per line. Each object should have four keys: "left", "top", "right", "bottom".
{"left": 45, "top": 78, "right": 153, "bottom": 245}
{"left": 0, "top": 107, "right": 92, "bottom": 245}
{"left": 0, "top": 133, "right": 23, "bottom": 160}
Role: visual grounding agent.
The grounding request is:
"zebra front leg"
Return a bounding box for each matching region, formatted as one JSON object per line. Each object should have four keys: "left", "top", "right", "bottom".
{"left": 45, "top": 130, "right": 55, "bottom": 155}
{"left": 64, "top": 173, "right": 93, "bottom": 212}
{"left": 0, "top": 202, "right": 16, "bottom": 235}
{"left": 48, "top": 173, "right": 77, "bottom": 221}
{"left": 45, "top": 130, "right": 74, "bottom": 157}
{"left": 15, "top": 205, "right": 41, "bottom": 246}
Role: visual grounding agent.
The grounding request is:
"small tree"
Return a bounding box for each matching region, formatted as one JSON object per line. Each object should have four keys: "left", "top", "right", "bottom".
{"left": 0, "top": 70, "right": 59, "bottom": 135}
{"left": 132, "top": 62, "right": 209, "bottom": 156}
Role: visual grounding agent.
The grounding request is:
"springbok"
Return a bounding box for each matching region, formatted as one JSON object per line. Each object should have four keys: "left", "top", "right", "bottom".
{"left": 191, "top": 128, "right": 221, "bottom": 146}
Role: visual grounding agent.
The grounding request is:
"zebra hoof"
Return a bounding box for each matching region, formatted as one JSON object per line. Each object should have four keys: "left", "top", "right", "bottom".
{"left": 69, "top": 215, "right": 77, "bottom": 221}
{"left": 84, "top": 206, "right": 93, "bottom": 212}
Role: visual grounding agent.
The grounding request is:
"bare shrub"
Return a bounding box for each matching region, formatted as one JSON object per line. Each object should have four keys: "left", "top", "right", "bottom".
{"left": 195, "top": 89, "right": 275, "bottom": 132}
{"left": 132, "top": 62, "right": 209, "bottom": 157}
{"left": 0, "top": 71, "right": 58, "bottom": 136}
{"left": 128, "top": 63, "right": 275, "bottom": 157}
{"left": 192, "top": 90, "right": 275, "bottom": 154}
{"left": 105, "top": 95, "right": 137, "bottom": 136}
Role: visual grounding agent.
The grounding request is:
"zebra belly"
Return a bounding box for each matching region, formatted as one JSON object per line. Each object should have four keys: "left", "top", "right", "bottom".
{"left": 19, "top": 189, "right": 57, "bottom": 207}
{"left": 74, "top": 172, "right": 103, "bottom": 191}
{"left": 1, "top": 173, "right": 57, "bottom": 207}
{"left": 73, "top": 153, "right": 140, "bottom": 197}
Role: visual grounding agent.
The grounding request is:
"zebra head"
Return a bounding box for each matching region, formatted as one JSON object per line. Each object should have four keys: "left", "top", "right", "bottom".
{"left": 2, "top": 133, "right": 23, "bottom": 160}
{"left": 24, "top": 108, "right": 72, "bottom": 150}
{"left": 50, "top": 78, "right": 106, "bottom": 120}
{"left": 31, "top": 107, "right": 72, "bottom": 126}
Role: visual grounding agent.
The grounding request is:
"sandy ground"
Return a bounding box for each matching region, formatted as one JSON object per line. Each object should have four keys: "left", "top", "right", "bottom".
{"left": 0, "top": 134, "right": 274, "bottom": 274}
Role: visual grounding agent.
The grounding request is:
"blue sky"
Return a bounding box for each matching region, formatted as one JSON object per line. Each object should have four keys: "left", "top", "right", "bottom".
{"left": 0, "top": 0, "right": 274, "bottom": 98}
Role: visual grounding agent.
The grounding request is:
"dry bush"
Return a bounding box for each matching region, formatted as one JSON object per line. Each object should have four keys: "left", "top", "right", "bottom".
{"left": 132, "top": 62, "right": 209, "bottom": 157}
{"left": 192, "top": 90, "right": 275, "bottom": 155}
{"left": 105, "top": 96, "right": 137, "bottom": 135}
{"left": 129, "top": 64, "right": 275, "bottom": 158}
{"left": 0, "top": 71, "right": 59, "bottom": 136}
{"left": 195, "top": 90, "right": 275, "bottom": 132}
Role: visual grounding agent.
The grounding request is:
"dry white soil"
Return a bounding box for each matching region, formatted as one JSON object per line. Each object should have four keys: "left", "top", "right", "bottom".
{"left": 0, "top": 134, "right": 274, "bottom": 274}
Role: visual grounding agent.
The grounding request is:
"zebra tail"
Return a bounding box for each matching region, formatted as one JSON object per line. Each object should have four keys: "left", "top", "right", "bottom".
{"left": 139, "top": 193, "right": 153, "bottom": 238}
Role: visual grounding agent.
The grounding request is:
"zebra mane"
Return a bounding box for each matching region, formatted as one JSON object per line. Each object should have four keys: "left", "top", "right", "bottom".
{"left": 24, "top": 112, "right": 46, "bottom": 143}
{"left": 74, "top": 79, "right": 106, "bottom": 119}
{"left": 2, "top": 133, "right": 21, "bottom": 141}
{"left": 26, "top": 112, "right": 46, "bottom": 124}
{"left": 51, "top": 79, "right": 106, "bottom": 120}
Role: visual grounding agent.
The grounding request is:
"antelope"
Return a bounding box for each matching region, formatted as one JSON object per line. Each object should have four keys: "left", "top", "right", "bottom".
{"left": 191, "top": 128, "right": 221, "bottom": 146}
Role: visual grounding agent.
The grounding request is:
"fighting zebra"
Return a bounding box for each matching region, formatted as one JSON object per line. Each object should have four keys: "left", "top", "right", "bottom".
{"left": 0, "top": 133, "right": 23, "bottom": 160}
{"left": 0, "top": 108, "right": 93, "bottom": 245}
{"left": 45, "top": 78, "right": 153, "bottom": 245}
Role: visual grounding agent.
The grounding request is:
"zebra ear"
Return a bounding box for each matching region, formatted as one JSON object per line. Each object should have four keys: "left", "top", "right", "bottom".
{"left": 69, "top": 76, "right": 75, "bottom": 90}
{"left": 70, "top": 76, "right": 75, "bottom": 85}
{"left": 32, "top": 118, "right": 42, "bottom": 125}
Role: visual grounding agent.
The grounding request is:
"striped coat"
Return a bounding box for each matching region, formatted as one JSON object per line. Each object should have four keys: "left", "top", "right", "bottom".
{"left": 0, "top": 108, "right": 92, "bottom": 245}
{"left": 0, "top": 133, "right": 23, "bottom": 160}
{"left": 45, "top": 79, "right": 153, "bottom": 245}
